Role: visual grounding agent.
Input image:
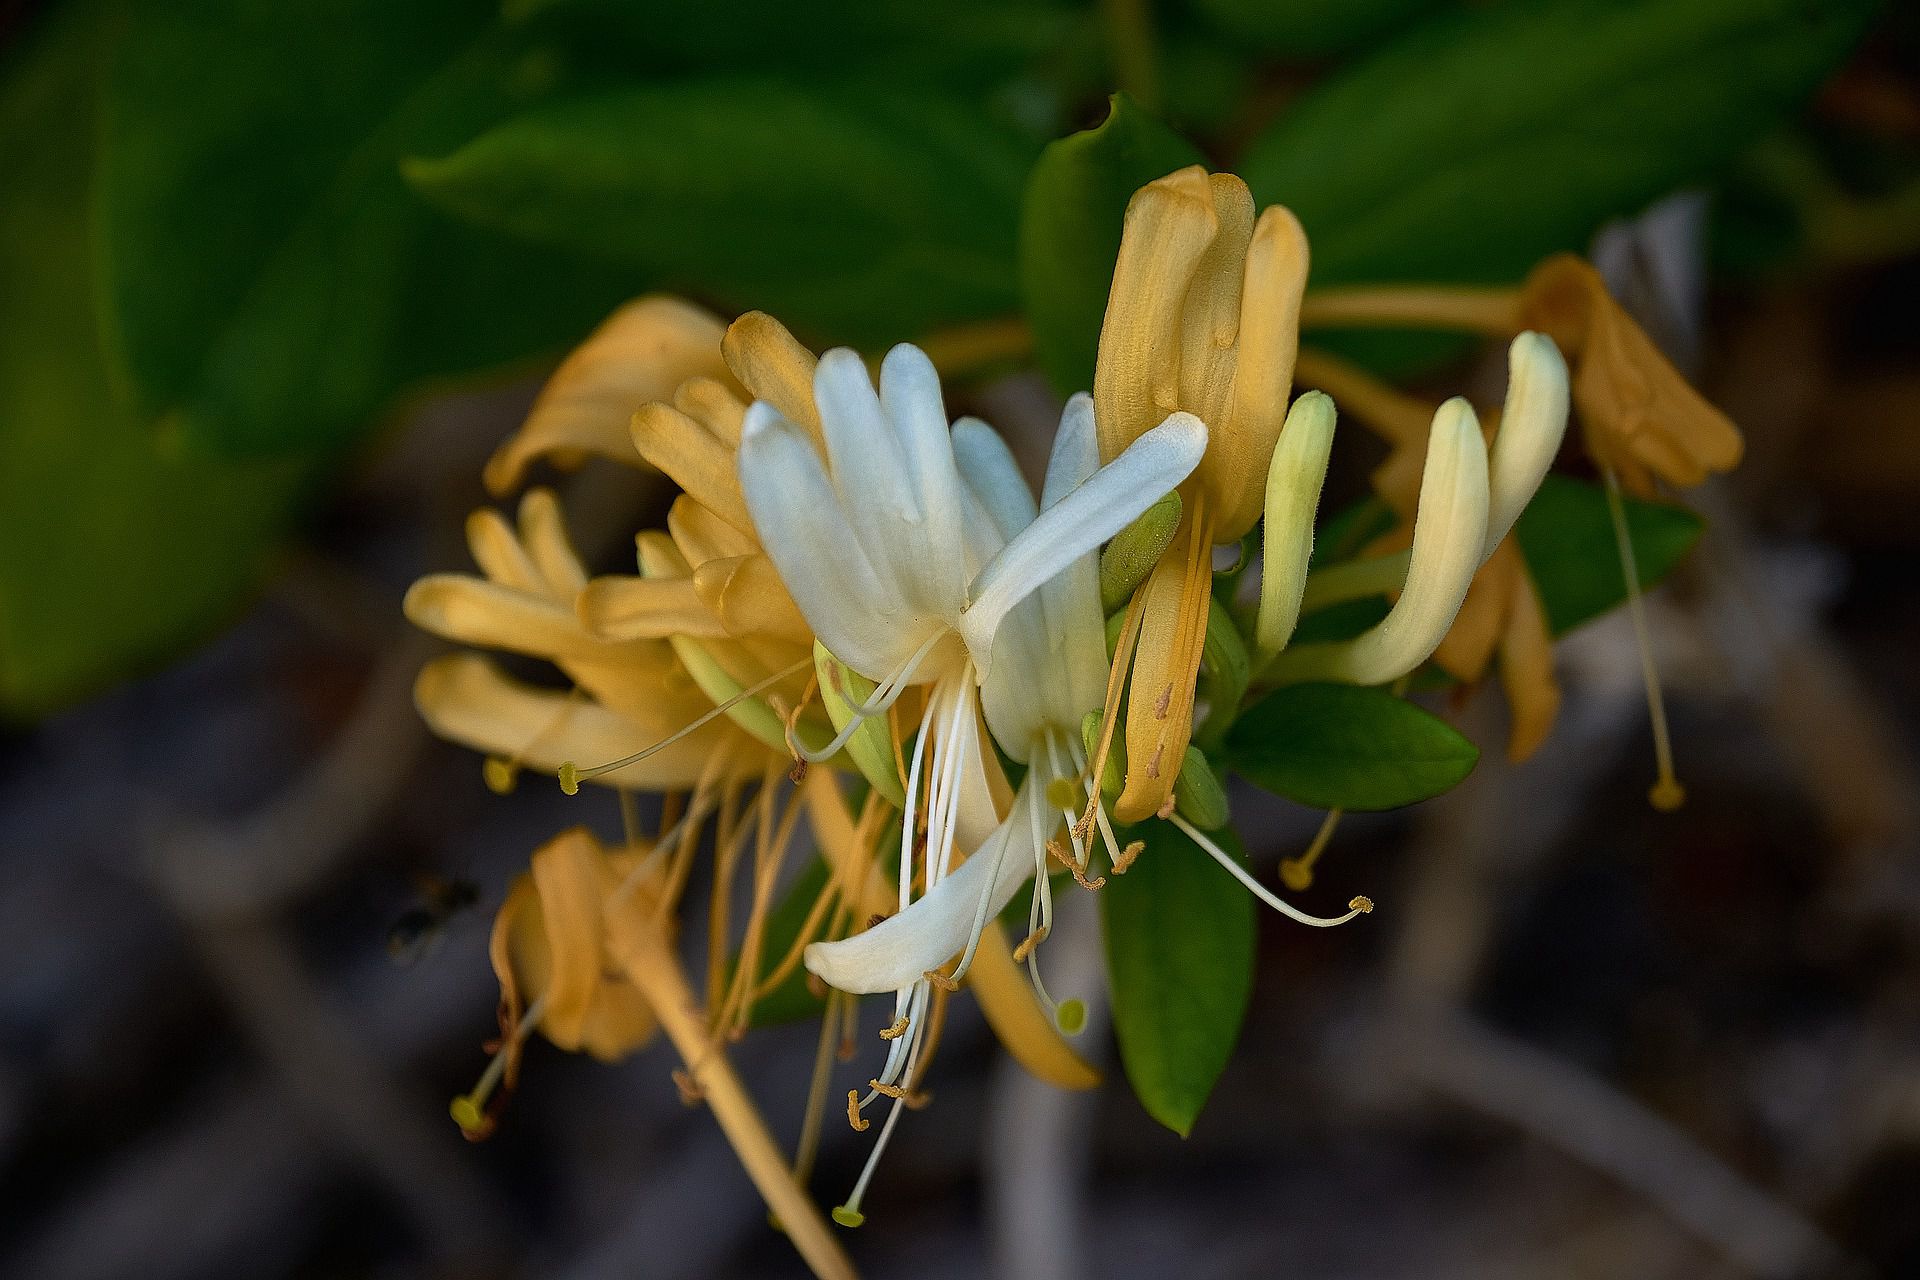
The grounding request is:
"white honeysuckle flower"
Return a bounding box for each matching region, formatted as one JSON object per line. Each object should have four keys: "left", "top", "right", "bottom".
{"left": 1264, "top": 332, "right": 1570, "bottom": 687}
{"left": 740, "top": 356, "right": 1201, "bottom": 1231}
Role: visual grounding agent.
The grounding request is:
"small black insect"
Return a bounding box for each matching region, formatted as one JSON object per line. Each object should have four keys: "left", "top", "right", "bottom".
{"left": 387, "top": 872, "right": 481, "bottom": 965}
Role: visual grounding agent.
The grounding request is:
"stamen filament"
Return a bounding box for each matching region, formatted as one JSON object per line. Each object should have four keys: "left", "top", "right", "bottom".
{"left": 1601, "top": 465, "right": 1686, "bottom": 811}
{"left": 1280, "top": 808, "right": 1344, "bottom": 892}
{"left": 562, "top": 657, "right": 809, "bottom": 791}
{"left": 1168, "top": 813, "right": 1374, "bottom": 927}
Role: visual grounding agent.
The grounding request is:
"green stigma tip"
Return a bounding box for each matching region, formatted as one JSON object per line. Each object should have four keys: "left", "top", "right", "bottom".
{"left": 831, "top": 1206, "right": 865, "bottom": 1229}
{"left": 483, "top": 758, "right": 517, "bottom": 794}
{"left": 1055, "top": 998, "right": 1087, "bottom": 1035}
{"left": 558, "top": 761, "right": 579, "bottom": 795}
{"left": 449, "top": 1096, "right": 485, "bottom": 1134}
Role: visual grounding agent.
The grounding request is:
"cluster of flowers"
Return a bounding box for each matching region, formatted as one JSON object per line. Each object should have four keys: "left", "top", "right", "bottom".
{"left": 404, "top": 166, "right": 1742, "bottom": 1278}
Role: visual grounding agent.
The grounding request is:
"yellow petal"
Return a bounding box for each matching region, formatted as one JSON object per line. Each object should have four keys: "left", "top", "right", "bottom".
{"left": 673, "top": 375, "right": 748, "bottom": 447}
{"left": 484, "top": 296, "right": 736, "bottom": 496}
{"left": 1094, "top": 166, "right": 1218, "bottom": 461}
{"left": 465, "top": 509, "right": 542, "bottom": 593}
{"left": 1498, "top": 559, "right": 1561, "bottom": 762}
{"left": 528, "top": 828, "right": 611, "bottom": 1050}
{"left": 666, "top": 493, "right": 760, "bottom": 567}
{"left": 490, "top": 872, "right": 546, "bottom": 1068}
{"left": 1521, "top": 255, "right": 1742, "bottom": 492}
{"left": 1176, "top": 173, "right": 1256, "bottom": 432}
{"left": 693, "top": 554, "right": 812, "bottom": 644}
{"left": 1211, "top": 204, "right": 1309, "bottom": 539}
{"left": 1116, "top": 528, "right": 1210, "bottom": 823}
{"left": 578, "top": 574, "right": 731, "bottom": 641}
{"left": 1432, "top": 538, "right": 1520, "bottom": 683}
{"left": 414, "top": 652, "right": 725, "bottom": 790}
{"left": 630, "top": 402, "right": 755, "bottom": 535}
{"left": 721, "top": 311, "right": 823, "bottom": 444}
{"left": 404, "top": 574, "right": 606, "bottom": 661}
{"left": 516, "top": 488, "right": 588, "bottom": 598}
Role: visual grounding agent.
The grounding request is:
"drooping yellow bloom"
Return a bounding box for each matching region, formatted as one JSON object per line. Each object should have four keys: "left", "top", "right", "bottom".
{"left": 1092, "top": 165, "right": 1309, "bottom": 821}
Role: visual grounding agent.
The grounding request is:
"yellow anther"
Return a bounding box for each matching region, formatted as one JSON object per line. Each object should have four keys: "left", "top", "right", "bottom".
{"left": 846, "top": 1089, "right": 870, "bottom": 1132}
{"left": 1112, "top": 840, "right": 1144, "bottom": 875}
{"left": 557, "top": 760, "right": 580, "bottom": 796}
{"left": 869, "top": 1079, "right": 910, "bottom": 1100}
{"left": 832, "top": 1205, "right": 866, "bottom": 1228}
{"left": 878, "top": 1016, "right": 910, "bottom": 1041}
{"left": 482, "top": 758, "right": 517, "bottom": 795}
{"left": 1348, "top": 895, "right": 1374, "bottom": 913}
{"left": 921, "top": 968, "right": 959, "bottom": 992}
{"left": 449, "top": 1094, "right": 489, "bottom": 1139}
{"left": 1012, "top": 927, "right": 1050, "bottom": 963}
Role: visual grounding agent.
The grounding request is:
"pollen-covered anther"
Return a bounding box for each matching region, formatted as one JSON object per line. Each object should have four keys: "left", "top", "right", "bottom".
{"left": 877, "top": 1015, "right": 911, "bottom": 1041}
{"left": 846, "top": 1089, "right": 870, "bottom": 1133}
{"left": 1349, "top": 895, "right": 1375, "bottom": 914}
{"left": 1112, "top": 840, "right": 1144, "bottom": 874}
{"left": 868, "top": 1079, "right": 911, "bottom": 1101}
{"left": 1012, "top": 926, "right": 1050, "bottom": 963}
{"left": 482, "top": 757, "right": 518, "bottom": 795}
{"left": 921, "top": 968, "right": 959, "bottom": 992}
{"left": 557, "top": 760, "right": 580, "bottom": 796}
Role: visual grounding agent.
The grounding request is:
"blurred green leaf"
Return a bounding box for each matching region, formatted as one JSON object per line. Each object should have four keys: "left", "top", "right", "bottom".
{"left": 95, "top": 0, "right": 633, "bottom": 454}
{"left": 1194, "top": 0, "right": 1450, "bottom": 60}
{"left": 1018, "top": 94, "right": 1203, "bottom": 395}
{"left": 1226, "top": 683, "right": 1478, "bottom": 810}
{"left": 1242, "top": 0, "right": 1878, "bottom": 288}
{"left": 0, "top": 8, "right": 310, "bottom": 718}
{"left": 1515, "top": 475, "right": 1705, "bottom": 635}
{"left": 1100, "top": 819, "right": 1254, "bottom": 1137}
{"left": 407, "top": 80, "right": 1039, "bottom": 348}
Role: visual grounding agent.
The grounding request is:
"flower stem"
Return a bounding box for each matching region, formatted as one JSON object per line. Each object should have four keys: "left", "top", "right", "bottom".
{"left": 607, "top": 912, "right": 858, "bottom": 1280}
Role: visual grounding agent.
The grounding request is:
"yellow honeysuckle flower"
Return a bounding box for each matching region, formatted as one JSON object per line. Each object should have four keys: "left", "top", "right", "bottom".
{"left": 1091, "top": 164, "right": 1309, "bottom": 822}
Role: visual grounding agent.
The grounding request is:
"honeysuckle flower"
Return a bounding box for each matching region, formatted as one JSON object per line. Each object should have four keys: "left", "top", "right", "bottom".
{"left": 1091, "top": 164, "right": 1310, "bottom": 822}
{"left": 737, "top": 340, "right": 1203, "bottom": 1226}
{"left": 450, "top": 827, "right": 667, "bottom": 1137}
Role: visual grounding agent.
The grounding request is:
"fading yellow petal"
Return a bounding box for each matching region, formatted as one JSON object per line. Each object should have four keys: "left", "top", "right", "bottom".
{"left": 415, "top": 652, "right": 725, "bottom": 790}
{"left": 693, "top": 554, "right": 812, "bottom": 644}
{"left": 515, "top": 488, "right": 589, "bottom": 598}
{"left": 465, "top": 509, "right": 543, "bottom": 593}
{"left": 722, "top": 311, "right": 823, "bottom": 443}
{"left": 1498, "top": 559, "right": 1561, "bottom": 762}
{"left": 1213, "top": 205, "right": 1309, "bottom": 538}
{"left": 405, "top": 574, "right": 607, "bottom": 662}
{"left": 1432, "top": 538, "right": 1520, "bottom": 683}
{"left": 630, "top": 402, "right": 755, "bottom": 535}
{"left": 666, "top": 494, "right": 760, "bottom": 567}
{"left": 579, "top": 574, "right": 731, "bottom": 642}
{"left": 484, "top": 296, "right": 737, "bottom": 496}
{"left": 1117, "top": 527, "right": 1210, "bottom": 824}
{"left": 673, "top": 375, "right": 748, "bottom": 447}
{"left": 528, "top": 828, "right": 612, "bottom": 1050}
{"left": 1521, "top": 254, "right": 1742, "bottom": 493}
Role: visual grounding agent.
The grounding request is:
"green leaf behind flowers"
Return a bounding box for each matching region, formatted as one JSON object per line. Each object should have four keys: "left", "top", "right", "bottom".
{"left": 407, "top": 80, "right": 1040, "bottom": 349}
{"left": 1515, "top": 475, "right": 1705, "bottom": 635}
{"left": 0, "top": 8, "right": 312, "bottom": 719}
{"left": 1226, "top": 683, "right": 1479, "bottom": 810}
{"left": 1017, "top": 94, "right": 1204, "bottom": 396}
{"left": 1100, "top": 819, "right": 1254, "bottom": 1137}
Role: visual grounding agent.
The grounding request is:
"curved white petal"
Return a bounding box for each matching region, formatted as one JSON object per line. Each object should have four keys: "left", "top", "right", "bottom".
{"left": 952, "top": 415, "right": 1035, "bottom": 549}
{"left": 961, "top": 411, "right": 1206, "bottom": 672}
{"left": 1482, "top": 331, "right": 1570, "bottom": 561}
{"left": 882, "top": 344, "right": 970, "bottom": 613}
{"left": 738, "top": 401, "right": 909, "bottom": 678}
{"left": 805, "top": 783, "right": 1040, "bottom": 994}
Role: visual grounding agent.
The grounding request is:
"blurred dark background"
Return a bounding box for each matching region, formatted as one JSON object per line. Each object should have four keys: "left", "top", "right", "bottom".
{"left": 5, "top": 1, "right": 1920, "bottom": 1277}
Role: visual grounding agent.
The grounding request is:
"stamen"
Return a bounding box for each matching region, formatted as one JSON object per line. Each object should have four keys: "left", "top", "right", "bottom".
{"left": 1076, "top": 589, "right": 1148, "bottom": 840}
{"left": 868, "top": 1079, "right": 910, "bottom": 1100}
{"left": 789, "top": 631, "right": 946, "bottom": 766}
{"left": 1280, "top": 808, "right": 1344, "bottom": 892}
{"left": 1168, "top": 813, "right": 1374, "bottom": 927}
{"left": 792, "top": 993, "right": 841, "bottom": 1184}
{"left": 560, "top": 657, "right": 809, "bottom": 792}
{"left": 1111, "top": 840, "right": 1144, "bottom": 875}
{"left": 846, "top": 1089, "right": 870, "bottom": 1133}
{"left": 1602, "top": 465, "right": 1686, "bottom": 811}
{"left": 878, "top": 1016, "right": 910, "bottom": 1041}
{"left": 450, "top": 992, "right": 548, "bottom": 1139}
{"left": 485, "top": 687, "right": 584, "bottom": 795}
{"left": 1012, "top": 926, "right": 1050, "bottom": 963}
{"left": 921, "top": 968, "right": 959, "bottom": 992}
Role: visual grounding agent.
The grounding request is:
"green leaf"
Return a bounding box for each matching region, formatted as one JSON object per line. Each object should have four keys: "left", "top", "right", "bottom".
{"left": 1226, "top": 683, "right": 1478, "bottom": 810}
{"left": 1017, "top": 93, "right": 1204, "bottom": 395}
{"left": 1241, "top": 0, "right": 1877, "bottom": 290}
{"left": 1100, "top": 819, "right": 1254, "bottom": 1137}
{"left": 0, "top": 7, "right": 310, "bottom": 718}
{"left": 407, "top": 80, "right": 1039, "bottom": 348}
{"left": 1515, "top": 474, "right": 1705, "bottom": 635}
{"left": 1194, "top": 0, "right": 1450, "bottom": 60}
{"left": 95, "top": 0, "right": 634, "bottom": 454}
